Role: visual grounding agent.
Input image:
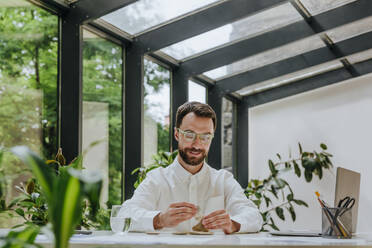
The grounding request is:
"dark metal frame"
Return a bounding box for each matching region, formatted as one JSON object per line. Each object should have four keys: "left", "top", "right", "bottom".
{"left": 27, "top": 0, "right": 372, "bottom": 196}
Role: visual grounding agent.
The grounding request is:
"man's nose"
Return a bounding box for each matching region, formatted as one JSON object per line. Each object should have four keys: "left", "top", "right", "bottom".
{"left": 191, "top": 136, "right": 203, "bottom": 146}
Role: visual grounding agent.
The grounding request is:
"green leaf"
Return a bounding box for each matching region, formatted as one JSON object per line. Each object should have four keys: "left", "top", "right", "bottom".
{"left": 270, "top": 185, "right": 278, "bottom": 199}
{"left": 286, "top": 193, "right": 294, "bottom": 201}
{"left": 131, "top": 167, "right": 141, "bottom": 175}
{"left": 11, "top": 146, "right": 55, "bottom": 200}
{"left": 285, "top": 162, "right": 290, "bottom": 168}
{"left": 50, "top": 169, "right": 82, "bottom": 248}
{"left": 316, "top": 166, "right": 323, "bottom": 180}
{"left": 264, "top": 196, "right": 271, "bottom": 208}
{"left": 276, "top": 153, "right": 281, "bottom": 160}
{"left": 293, "top": 199, "right": 309, "bottom": 207}
{"left": 293, "top": 160, "right": 301, "bottom": 177}
{"left": 298, "top": 143, "right": 303, "bottom": 154}
{"left": 320, "top": 143, "right": 327, "bottom": 150}
{"left": 304, "top": 169, "right": 313, "bottom": 182}
{"left": 268, "top": 160, "right": 277, "bottom": 175}
{"left": 287, "top": 205, "right": 296, "bottom": 221}
{"left": 5, "top": 225, "right": 40, "bottom": 247}
{"left": 15, "top": 208, "right": 25, "bottom": 217}
{"left": 269, "top": 218, "right": 280, "bottom": 231}
{"left": 275, "top": 207, "right": 285, "bottom": 220}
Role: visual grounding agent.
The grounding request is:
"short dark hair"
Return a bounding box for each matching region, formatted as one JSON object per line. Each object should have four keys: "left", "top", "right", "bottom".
{"left": 176, "top": 101, "right": 217, "bottom": 131}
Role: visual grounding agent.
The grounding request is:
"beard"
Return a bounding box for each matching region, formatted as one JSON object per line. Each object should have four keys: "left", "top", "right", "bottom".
{"left": 178, "top": 147, "right": 207, "bottom": 166}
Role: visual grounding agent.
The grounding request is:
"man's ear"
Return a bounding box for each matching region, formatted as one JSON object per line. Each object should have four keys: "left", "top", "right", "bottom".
{"left": 174, "top": 127, "right": 179, "bottom": 142}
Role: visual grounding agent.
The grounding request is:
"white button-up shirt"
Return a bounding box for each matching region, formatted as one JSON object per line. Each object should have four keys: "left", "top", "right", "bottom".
{"left": 121, "top": 157, "right": 262, "bottom": 233}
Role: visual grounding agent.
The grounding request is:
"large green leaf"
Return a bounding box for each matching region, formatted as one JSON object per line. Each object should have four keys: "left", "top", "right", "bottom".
{"left": 50, "top": 168, "right": 82, "bottom": 248}
{"left": 11, "top": 146, "right": 55, "bottom": 199}
{"left": 68, "top": 168, "right": 102, "bottom": 217}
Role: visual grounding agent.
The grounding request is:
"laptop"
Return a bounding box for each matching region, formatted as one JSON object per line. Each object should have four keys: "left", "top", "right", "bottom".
{"left": 271, "top": 167, "right": 360, "bottom": 237}
{"left": 334, "top": 167, "right": 360, "bottom": 233}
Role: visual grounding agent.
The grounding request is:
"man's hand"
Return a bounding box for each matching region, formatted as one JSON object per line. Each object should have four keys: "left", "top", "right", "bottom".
{"left": 202, "top": 210, "right": 241, "bottom": 234}
{"left": 153, "top": 202, "right": 197, "bottom": 230}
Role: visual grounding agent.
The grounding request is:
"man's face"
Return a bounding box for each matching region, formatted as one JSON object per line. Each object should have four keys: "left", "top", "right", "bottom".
{"left": 175, "top": 112, "right": 214, "bottom": 166}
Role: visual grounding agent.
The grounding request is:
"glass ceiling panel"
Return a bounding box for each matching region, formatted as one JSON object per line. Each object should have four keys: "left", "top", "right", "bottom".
{"left": 101, "top": 0, "right": 219, "bottom": 35}
{"left": 326, "top": 16, "right": 372, "bottom": 43}
{"left": 160, "top": 2, "right": 302, "bottom": 60}
{"left": 347, "top": 48, "right": 372, "bottom": 64}
{"left": 300, "top": 0, "right": 356, "bottom": 16}
{"left": 236, "top": 60, "right": 343, "bottom": 96}
{"left": 204, "top": 35, "right": 325, "bottom": 80}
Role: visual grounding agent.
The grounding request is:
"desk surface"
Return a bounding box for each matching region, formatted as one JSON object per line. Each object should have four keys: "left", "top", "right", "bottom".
{"left": 33, "top": 231, "right": 372, "bottom": 248}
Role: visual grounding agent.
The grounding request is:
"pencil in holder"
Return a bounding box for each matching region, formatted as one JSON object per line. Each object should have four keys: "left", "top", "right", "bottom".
{"left": 321, "top": 207, "right": 352, "bottom": 239}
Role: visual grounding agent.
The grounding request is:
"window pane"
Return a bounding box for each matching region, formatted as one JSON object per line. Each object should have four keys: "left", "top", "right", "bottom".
{"left": 222, "top": 98, "right": 233, "bottom": 171}
{"left": 0, "top": 1, "right": 58, "bottom": 226}
{"left": 236, "top": 60, "right": 343, "bottom": 96}
{"left": 188, "top": 81, "right": 206, "bottom": 103}
{"left": 161, "top": 3, "right": 302, "bottom": 60}
{"left": 300, "top": 0, "right": 356, "bottom": 16}
{"left": 327, "top": 16, "right": 372, "bottom": 43}
{"left": 143, "top": 59, "right": 170, "bottom": 166}
{"left": 82, "top": 29, "right": 123, "bottom": 206}
{"left": 204, "top": 35, "right": 325, "bottom": 80}
{"left": 102, "top": 0, "right": 219, "bottom": 35}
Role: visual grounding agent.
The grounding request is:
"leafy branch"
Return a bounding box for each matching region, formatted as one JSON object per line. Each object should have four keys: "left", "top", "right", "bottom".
{"left": 245, "top": 143, "right": 333, "bottom": 231}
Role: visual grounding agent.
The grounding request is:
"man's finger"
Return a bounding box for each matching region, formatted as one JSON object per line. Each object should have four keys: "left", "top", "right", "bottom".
{"left": 169, "top": 207, "right": 196, "bottom": 216}
{"left": 205, "top": 219, "right": 230, "bottom": 229}
{"left": 203, "top": 210, "right": 226, "bottom": 219}
{"left": 169, "top": 202, "right": 197, "bottom": 209}
{"left": 203, "top": 213, "right": 229, "bottom": 225}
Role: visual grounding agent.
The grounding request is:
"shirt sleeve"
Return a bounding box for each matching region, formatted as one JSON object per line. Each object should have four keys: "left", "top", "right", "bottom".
{"left": 224, "top": 171, "right": 263, "bottom": 233}
{"left": 119, "top": 170, "right": 161, "bottom": 232}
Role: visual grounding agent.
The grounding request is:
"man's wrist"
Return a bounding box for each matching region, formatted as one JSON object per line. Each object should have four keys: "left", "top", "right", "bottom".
{"left": 153, "top": 213, "right": 163, "bottom": 230}
{"left": 231, "top": 220, "right": 241, "bottom": 233}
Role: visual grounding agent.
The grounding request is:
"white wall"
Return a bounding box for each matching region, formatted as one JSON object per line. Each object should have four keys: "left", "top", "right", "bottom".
{"left": 249, "top": 73, "right": 372, "bottom": 233}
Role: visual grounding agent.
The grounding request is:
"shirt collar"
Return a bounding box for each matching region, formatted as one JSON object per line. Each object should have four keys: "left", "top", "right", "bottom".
{"left": 172, "top": 156, "right": 209, "bottom": 183}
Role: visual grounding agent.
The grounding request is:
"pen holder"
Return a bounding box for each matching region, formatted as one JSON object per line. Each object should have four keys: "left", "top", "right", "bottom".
{"left": 321, "top": 207, "right": 352, "bottom": 239}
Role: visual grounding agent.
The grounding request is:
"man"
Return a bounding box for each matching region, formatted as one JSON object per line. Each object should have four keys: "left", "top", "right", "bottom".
{"left": 121, "top": 101, "right": 262, "bottom": 233}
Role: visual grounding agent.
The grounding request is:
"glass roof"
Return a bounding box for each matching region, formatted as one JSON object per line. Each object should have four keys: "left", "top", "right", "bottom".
{"left": 327, "top": 16, "right": 372, "bottom": 43}
{"left": 160, "top": 2, "right": 302, "bottom": 60}
{"left": 300, "top": 0, "right": 356, "bottom": 16}
{"left": 203, "top": 35, "right": 325, "bottom": 80}
{"left": 236, "top": 60, "right": 343, "bottom": 96}
{"left": 347, "top": 48, "right": 372, "bottom": 64}
{"left": 101, "top": 0, "right": 220, "bottom": 35}
{"left": 188, "top": 81, "right": 206, "bottom": 103}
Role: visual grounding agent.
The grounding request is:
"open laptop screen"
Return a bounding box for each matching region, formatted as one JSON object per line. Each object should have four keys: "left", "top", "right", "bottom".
{"left": 335, "top": 167, "right": 360, "bottom": 233}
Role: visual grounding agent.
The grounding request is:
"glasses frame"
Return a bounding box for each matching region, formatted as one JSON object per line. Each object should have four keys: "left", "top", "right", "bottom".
{"left": 177, "top": 128, "right": 214, "bottom": 144}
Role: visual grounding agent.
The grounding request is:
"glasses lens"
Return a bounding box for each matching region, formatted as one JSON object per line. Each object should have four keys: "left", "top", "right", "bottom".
{"left": 184, "top": 131, "right": 195, "bottom": 141}
{"left": 199, "top": 134, "right": 212, "bottom": 143}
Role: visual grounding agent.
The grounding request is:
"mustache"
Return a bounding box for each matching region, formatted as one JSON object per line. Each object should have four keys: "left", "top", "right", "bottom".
{"left": 185, "top": 148, "right": 204, "bottom": 153}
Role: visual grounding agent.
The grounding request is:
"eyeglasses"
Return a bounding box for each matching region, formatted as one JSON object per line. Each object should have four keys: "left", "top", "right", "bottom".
{"left": 177, "top": 128, "right": 214, "bottom": 144}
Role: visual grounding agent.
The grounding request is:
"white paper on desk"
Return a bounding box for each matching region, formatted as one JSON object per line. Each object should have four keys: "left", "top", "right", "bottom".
{"left": 204, "top": 195, "right": 224, "bottom": 215}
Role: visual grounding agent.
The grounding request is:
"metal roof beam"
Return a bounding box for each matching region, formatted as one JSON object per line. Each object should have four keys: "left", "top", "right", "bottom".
{"left": 180, "top": 0, "right": 372, "bottom": 75}
{"left": 217, "top": 30, "right": 372, "bottom": 94}
{"left": 69, "top": 0, "right": 138, "bottom": 24}
{"left": 137, "top": 0, "right": 286, "bottom": 52}
{"left": 244, "top": 59, "right": 372, "bottom": 107}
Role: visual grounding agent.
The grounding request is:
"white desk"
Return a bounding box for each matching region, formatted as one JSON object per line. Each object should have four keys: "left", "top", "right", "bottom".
{"left": 34, "top": 231, "right": 372, "bottom": 248}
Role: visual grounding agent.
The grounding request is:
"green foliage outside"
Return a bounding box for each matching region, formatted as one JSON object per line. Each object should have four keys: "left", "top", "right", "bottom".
{"left": 0, "top": 3, "right": 172, "bottom": 218}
